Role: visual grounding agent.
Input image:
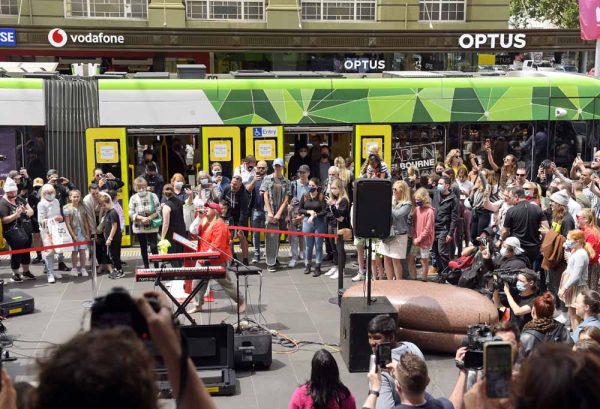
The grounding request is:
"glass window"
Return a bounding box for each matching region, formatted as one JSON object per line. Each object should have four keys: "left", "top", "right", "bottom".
{"left": 186, "top": 0, "right": 264, "bottom": 20}
{"left": 301, "top": 0, "right": 376, "bottom": 21}
{"left": 419, "top": 0, "right": 465, "bottom": 22}
{"left": 65, "top": 0, "right": 148, "bottom": 19}
{"left": 392, "top": 124, "right": 446, "bottom": 177}
{"left": 0, "top": 0, "right": 18, "bottom": 15}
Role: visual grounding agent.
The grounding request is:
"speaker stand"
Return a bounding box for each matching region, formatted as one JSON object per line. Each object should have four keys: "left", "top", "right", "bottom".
{"left": 367, "top": 238, "right": 376, "bottom": 305}
{"left": 329, "top": 236, "right": 346, "bottom": 306}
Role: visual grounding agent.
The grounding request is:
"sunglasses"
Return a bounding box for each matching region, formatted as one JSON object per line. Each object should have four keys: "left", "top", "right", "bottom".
{"left": 517, "top": 173, "right": 526, "bottom": 177}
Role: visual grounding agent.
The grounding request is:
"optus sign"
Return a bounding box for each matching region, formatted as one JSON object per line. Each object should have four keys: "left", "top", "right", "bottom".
{"left": 48, "top": 28, "right": 125, "bottom": 48}
{"left": 458, "top": 33, "right": 526, "bottom": 49}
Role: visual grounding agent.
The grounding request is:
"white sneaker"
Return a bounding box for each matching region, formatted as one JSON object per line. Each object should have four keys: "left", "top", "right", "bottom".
{"left": 351, "top": 271, "right": 365, "bottom": 282}
{"left": 53, "top": 272, "right": 62, "bottom": 279}
{"left": 330, "top": 271, "right": 339, "bottom": 280}
{"left": 324, "top": 266, "right": 337, "bottom": 277}
{"left": 79, "top": 268, "right": 89, "bottom": 277}
{"left": 47, "top": 274, "right": 56, "bottom": 284}
{"left": 288, "top": 258, "right": 297, "bottom": 268}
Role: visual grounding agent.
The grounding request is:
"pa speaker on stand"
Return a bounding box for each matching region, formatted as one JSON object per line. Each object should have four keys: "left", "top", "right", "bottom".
{"left": 352, "top": 178, "right": 392, "bottom": 305}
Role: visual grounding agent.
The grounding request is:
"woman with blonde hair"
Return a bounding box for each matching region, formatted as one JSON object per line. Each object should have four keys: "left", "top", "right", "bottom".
{"left": 38, "top": 184, "right": 64, "bottom": 283}
{"left": 324, "top": 178, "right": 351, "bottom": 280}
{"left": 576, "top": 208, "right": 600, "bottom": 291}
{"left": 334, "top": 156, "right": 353, "bottom": 187}
{"left": 559, "top": 229, "right": 595, "bottom": 328}
{"left": 444, "top": 149, "right": 467, "bottom": 177}
{"left": 489, "top": 152, "right": 518, "bottom": 189}
{"left": 379, "top": 180, "right": 412, "bottom": 280}
{"left": 409, "top": 188, "right": 435, "bottom": 281}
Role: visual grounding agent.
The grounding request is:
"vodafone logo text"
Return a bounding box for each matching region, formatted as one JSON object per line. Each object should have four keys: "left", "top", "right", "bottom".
{"left": 48, "top": 28, "right": 67, "bottom": 48}
{"left": 48, "top": 28, "right": 125, "bottom": 48}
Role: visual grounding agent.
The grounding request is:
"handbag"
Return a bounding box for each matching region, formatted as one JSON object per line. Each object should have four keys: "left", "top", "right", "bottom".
{"left": 337, "top": 228, "right": 353, "bottom": 241}
{"left": 4, "top": 224, "right": 29, "bottom": 249}
{"left": 148, "top": 194, "right": 162, "bottom": 229}
{"left": 47, "top": 219, "right": 74, "bottom": 253}
{"left": 19, "top": 217, "right": 33, "bottom": 235}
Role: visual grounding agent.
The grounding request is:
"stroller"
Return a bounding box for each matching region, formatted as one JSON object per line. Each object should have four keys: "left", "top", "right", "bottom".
{"left": 432, "top": 254, "right": 476, "bottom": 285}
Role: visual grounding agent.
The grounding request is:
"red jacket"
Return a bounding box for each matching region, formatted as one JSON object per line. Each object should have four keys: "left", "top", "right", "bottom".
{"left": 197, "top": 218, "right": 231, "bottom": 265}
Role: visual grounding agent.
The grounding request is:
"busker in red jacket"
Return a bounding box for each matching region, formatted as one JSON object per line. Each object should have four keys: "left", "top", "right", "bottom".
{"left": 187, "top": 201, "right": 245, "bottom": 314}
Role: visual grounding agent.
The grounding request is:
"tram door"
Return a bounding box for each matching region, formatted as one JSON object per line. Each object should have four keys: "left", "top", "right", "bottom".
{"left": 86, "top": 128, "right": 132, "bottom": 246}
{"left": 354, "top": 125, "right": 392, "bottom": 178}
{"left": 245, "top": 126, "right": 284, "bottom": 167}
{"left": 201, "top": 127, "right": 241, "bottom": 178}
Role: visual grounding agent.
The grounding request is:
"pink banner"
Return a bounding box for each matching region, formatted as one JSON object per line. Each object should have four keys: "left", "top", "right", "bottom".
{"left": 580, "top": 0, "right": 600, "bottom": 40}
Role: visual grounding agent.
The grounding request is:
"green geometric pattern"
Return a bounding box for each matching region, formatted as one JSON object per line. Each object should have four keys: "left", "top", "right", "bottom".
{"left": 98, "top": 76, "right": 600, "bottom": 125}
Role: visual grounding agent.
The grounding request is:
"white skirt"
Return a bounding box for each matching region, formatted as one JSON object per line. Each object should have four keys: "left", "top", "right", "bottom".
{"left": 378, "top": 234, "right": 408, "bottom": 259}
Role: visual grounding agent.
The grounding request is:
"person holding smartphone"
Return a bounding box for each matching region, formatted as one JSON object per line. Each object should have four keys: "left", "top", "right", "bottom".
{"left": 362, "top": 352, "right": 467, "bottom": 409}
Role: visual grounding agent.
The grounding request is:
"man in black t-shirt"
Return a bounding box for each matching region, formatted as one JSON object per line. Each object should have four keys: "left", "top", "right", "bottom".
{"left": 221, "top": 175, "right": 249, "bottom": 264}
{"left": 501, "top": 187, "right": 549, "bottom": 267}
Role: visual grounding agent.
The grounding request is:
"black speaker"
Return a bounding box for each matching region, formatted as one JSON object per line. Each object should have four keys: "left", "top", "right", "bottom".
{"left": 178, "top": 324, "right": 234, "bottom": 369}
{"left": 340, "top": 297, "right": 398, "bottom": 372}
{"left": 234, "top": 333, "right": 272, "bottom": 369}
{"left": 353, "top": 179, "right": 392, "bottom": 239}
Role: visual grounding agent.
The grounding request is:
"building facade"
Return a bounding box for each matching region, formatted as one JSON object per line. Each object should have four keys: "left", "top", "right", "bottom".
{"left": 0, "top": 0, "right": 594, "bottom": 73}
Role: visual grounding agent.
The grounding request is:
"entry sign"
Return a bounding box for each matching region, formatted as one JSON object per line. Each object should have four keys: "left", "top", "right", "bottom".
{"left": 0, "top": 29, "right": 16, "bottom": 47}
{"left": 252, "top": 127, "right": 278, "bottom": 137}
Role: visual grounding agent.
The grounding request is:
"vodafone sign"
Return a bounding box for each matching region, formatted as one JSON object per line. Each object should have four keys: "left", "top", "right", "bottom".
{"left": 48, "top": 28, "right": 125, "bottom": 48}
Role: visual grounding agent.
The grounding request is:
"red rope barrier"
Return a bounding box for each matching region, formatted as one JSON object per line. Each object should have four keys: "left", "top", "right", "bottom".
{"left": 0, "top": 240, "right": 93, "bottom": 256}
{"left": 228, "top": 225, "right": 336, "bottom": 239}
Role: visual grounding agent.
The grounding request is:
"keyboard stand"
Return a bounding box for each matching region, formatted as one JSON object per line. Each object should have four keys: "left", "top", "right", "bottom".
{"left": 153, "top": 269, "right": 209, "bottom": 324}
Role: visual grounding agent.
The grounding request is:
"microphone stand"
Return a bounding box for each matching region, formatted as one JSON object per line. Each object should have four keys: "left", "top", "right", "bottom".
{"left": 194, "top": 218, "right": 255, "bottom": 334}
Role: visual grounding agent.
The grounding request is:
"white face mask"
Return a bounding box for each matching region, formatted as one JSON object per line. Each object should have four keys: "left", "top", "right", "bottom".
{"left": 175, "top": 181, "right": 184, "bottom": 189}
{"left": 45, "top": 194, "right": 55, "bottom": 202}
{"left": 500, "top": 247, "right": 507, "bottom": 257}
{"left": 138, "top": 190, "right": 147, "bottom": 197}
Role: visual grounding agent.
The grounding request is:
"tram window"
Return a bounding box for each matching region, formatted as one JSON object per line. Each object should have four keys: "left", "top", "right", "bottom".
{"left": 460, "top": 122, "right": 535, "bottom": 174}
{"left": 392, "top": 124, "right": 446, "bottom": 175}
{"left": 551, "top": 121, "right": 592, "bottom": 168}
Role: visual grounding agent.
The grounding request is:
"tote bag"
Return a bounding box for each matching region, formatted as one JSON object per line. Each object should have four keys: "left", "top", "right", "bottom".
{"left": 47, "top": 219, "right": 74, "bottom": 253}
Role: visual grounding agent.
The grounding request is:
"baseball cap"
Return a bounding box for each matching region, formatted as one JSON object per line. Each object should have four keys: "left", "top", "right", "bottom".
{"left": 33, "top": 177, "right": 44, "bottom": 187}
{"left": 504, "top": 237, "right": 524, "bottom": 255}
{"left": 206, "top": 201, "right": 223, "bottom": 214}
{"left": 298, "top": 165, "right": 310, "bottom": 173}
{"left": 47, "top": 169, "right": 58, "bottom": 178}
{"left": 4, "top": 180, "right": 17, "bottom": 193}
{"left": 273, "top": 158, "right": 284, "bottom": 167}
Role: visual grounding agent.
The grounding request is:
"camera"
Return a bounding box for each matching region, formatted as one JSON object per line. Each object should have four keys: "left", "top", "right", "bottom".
{"left": 90, "top": 287, "right": 160, "bottom": 340}
{"left": 463, "top": 323, "right": 495, "bottom": 369}
{"left": 485, "top": 269, "right": 520, "bottom": 292}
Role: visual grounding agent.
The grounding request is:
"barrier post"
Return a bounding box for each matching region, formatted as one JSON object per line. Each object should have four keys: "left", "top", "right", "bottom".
{"left": 82, "top": 235, "right": 98, "bottom": 309}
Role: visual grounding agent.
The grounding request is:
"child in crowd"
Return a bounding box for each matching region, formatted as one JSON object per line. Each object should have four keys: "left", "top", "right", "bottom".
{"left": 411, "top": 188, "right": 435, "bottom": 281}
{"left": 108, "top": 190, "right": 125, "bottom": 230}
{"left": 63, "top": 190, "right": 90, "bottom": 276}
{"left": 99, "top": 195, "right": 123, "bottom": 279}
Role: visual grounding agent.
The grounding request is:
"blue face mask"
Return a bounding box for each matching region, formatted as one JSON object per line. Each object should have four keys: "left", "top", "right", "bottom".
{"left": 516, "top": 281, "right": 527, "bottom": 292}
{"left": 564, "top": 240, "right": 575, "bottom": 250}
{"left": 437, "top": 184, "right": 445, "bottom": 192}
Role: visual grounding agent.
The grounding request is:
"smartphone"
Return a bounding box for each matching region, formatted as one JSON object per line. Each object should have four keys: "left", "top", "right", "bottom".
{"left": 577, "top": 153, "right": 582, "bottom": 160}
{"left": 375, "top": 342, "right": 392, "bottom": 369}
{"left": 183, "top": 184, "right": 191, "bottom": 190}
{"left": 484, "top": 341, "right": 512, "bottom": 398}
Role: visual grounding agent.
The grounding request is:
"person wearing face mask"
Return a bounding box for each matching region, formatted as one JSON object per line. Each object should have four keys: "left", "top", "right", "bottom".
{"left": 559, "top": 230, "right": 593, "bottom": 329}
{"left": 142, "top": 163, "right": 164, "bottom": 201}
{"left": 409, "top": 188, "right": 435, "bottom": 281}
{"left": 311, "top": 145, "right": 334, "bottom": 186}
{"left": 210, "top": 162, "right": 230, "bottom": 196}
{"left": 0, "top": 179, "right": 36, "bottom": 283}
{"left": 234, "top": 155, "right": 257, "bottom": 185}
{"left": 299, "top": 178, "right": 327, "bottom": 276}
{"left": 429, "top": 176, "right": 459, "bottom": 276}
{"left": 163, "top": 173, "right": 191, "bottom": 204}
{"left": 128, "top": 177, "right": 161, "bottom": 269}
{"left": 522, "top": 182, "right": 541, "bottom": 206}
{"left": 287, "top": 143, "right": 311, "bottom": 178}
{"left": 246, "top": 160, "right": 268, "bottom": 264}
{"left": 38, "top": 184, "right": 66, "bottom": 283}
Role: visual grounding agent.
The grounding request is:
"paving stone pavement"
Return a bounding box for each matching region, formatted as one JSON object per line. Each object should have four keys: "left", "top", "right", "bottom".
{"left": 0, "top": 249, "right": 459, "bottom": 409}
